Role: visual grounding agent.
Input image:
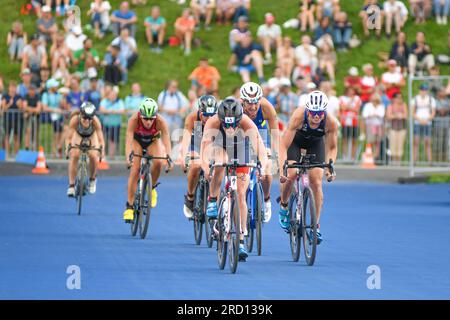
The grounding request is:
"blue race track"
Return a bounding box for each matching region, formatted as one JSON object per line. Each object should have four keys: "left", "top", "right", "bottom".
{"left": 0, "top": 176, "right": 449, "bottom": 299}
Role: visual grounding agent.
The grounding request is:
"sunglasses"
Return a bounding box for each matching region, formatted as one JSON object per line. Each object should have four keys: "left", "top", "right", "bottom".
{"left": 308, "top": 110, "right": 325, "bottom": 117}
{"left": 243, "top": 98, "right": 260, "bottom": 105}
{"left": 81, "top": 116, "right": 92, "bottom": 120}
{"left": 142, "top": 116, "right": 156, "bottom": 121}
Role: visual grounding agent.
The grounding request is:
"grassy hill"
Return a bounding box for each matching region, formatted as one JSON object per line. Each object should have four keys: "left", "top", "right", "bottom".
{"left": 1, "top": 0, "right": 449, "bottom": 99}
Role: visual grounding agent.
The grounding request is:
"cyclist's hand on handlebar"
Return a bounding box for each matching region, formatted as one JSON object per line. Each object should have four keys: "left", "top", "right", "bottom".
{"left": 126, "top": 152, "right": 133, "bottom": 169}
{"left": 325, "top": 168, "right": 336, "bottom": 182}
{"left": 165, "top": 155, "right": 173, "bottom": 173}
{"left": 279, "top": 174, "right": 288, "bottom": 184}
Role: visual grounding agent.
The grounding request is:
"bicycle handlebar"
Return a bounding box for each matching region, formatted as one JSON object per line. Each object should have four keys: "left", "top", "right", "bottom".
{"left": 128, "top": 152, "right": 172, "bottom": 173}
{"left": 283, "top": 159, "right": 335, "bottom": 182}
{"left": 66, "top": 143, "right": 103, "bottom": 162}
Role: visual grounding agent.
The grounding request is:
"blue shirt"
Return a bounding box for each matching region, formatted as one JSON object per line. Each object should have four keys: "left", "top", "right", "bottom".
{"left": 125, "top": 94, "right": 146, "bottom": 112}
{"left": 84, "top": 90, "right": 102, "bottom": 110}
{"left": 67, "top": 91, "right": 84, "bottom": 110}
{"left": 100, "top": 98, "right": 124, "bottom": 127}
{"left": 113, "top": 10, "right": 136, "bottom": 21}
{"left": 17, "top": 83, "right": 29, "bottom": 99}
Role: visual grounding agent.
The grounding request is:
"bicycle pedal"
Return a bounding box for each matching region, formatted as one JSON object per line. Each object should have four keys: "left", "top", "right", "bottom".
{"left": 124, "top": 220, "right": 132, "bottom": 224}
{"left": 239, "top": 257, "right": 247, "bottom": 262}
{"left": 276, "top": 196, "right": 281, "bottom": 204}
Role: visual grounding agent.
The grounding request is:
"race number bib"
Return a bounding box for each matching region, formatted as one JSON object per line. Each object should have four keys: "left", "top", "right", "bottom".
{"left": 229, "top": 176, "right": 238, "bottom": 191}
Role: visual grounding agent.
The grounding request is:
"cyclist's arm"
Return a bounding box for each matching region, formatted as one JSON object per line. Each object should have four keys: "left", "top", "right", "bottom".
{"left": 242, "top": 116, "right": 269, "bottom": 174}
{"left": 180, "top": 111, "right": 195, "bottom": 160}
{"left": 325, "top": 113, "right": 339, "bottom": 164}
{"left": 262, "top": 98, "right": 280, "bottom": 156}
{"left": 156, "top": 115, "right": 172, "bottom": 158}
{"left": 125, "top": 114, "right": 138, "bottom": 162}
{"left": 200, "top": 116, "right": 218, "bottom": 175}
{"left": 65, "top": 115, "right": 78, "bottom": 153}
{"left": 93, "top": 116, "right": 105, "bottom": 153}
{"left": 279, "top": 107, "right": 304, "bottom": 171}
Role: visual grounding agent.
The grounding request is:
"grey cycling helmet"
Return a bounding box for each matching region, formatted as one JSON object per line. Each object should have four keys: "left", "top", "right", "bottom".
{"left": 197, "top": 95, "right": 218, "bottom": 116}
{"left": 80, "top": 102, "right": 96, "bottom": 119}
{"left": 218, "top": 97, "right": 243, "bottom": 128}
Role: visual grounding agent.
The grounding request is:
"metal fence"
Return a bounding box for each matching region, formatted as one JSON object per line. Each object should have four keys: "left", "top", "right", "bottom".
{"left": 1, "top": 109, "right": 449, "bottom": 168}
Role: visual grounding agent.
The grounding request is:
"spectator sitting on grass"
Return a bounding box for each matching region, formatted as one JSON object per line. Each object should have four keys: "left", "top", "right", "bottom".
{"left": 63, "top": 5, "right": 81, "bottom": 34}
{"left": 190, "top": 0, "right": 215, "bottom": 30}
{"left": 216, "top": 0, "right": 236, "bottom": 25}
{"left": 144, "top": 6, "right": 166, "bottom": 53}
{"left": 267, "top": 66, "right": 291, "bottom": 94}
{"left": 36, "top": 5, "right": 58, "bottom": 45}
{"left": 188, "top": 57, "right": 221, "bottom": 96}
{"left": 257, "top": 12, "right": 282, "bottom": 65}
{"left": 383, "top": 0, "right": 408, "bottom": 39}
{"left": 7, "top": 21, "right": 27, "bottom": 63}
{"left": 175, "top": 8, "right": 197, "bottom": 56}
{"left": 314, "top": 17, "right": 333, "bottom": 44}
{"left": 293, "top": 35, "right": 318, "bottom": 79}
{"left": 103, "top": 44, "right": 126, "bottom": 86}
{"left": 408, "top": 31, "right": 435, "bottom": 76}
{"left": 317, "top": 37, "right": 336, "bottom": 84}
{"left": 277, "top": 36, "right": 295, "bottom": 79}
{"left": 111, "top": 1, "right": 138, "bottom": 38}
{"left": 228, "top": 34, "right": 265, "bottom": 83}
{"left": 434, "top": 0, "right": 449, "bottom": 25}
{"left": 73, "top": 38, "right": 100, "bottom": 78}
{"left": 299, "top": 0, "right": 316, "bottom": 32}
{"left": 317, "top": 0, "right": 340, "bottom": 21}
{"left": 359, "top": 0, "right": 383, "bottom": 39}
{"left": 50, "top": 33, "right": 73, "bottom": 81}
{"left": 22, "top": 34, "right": 48, "bottom": 78}
{"left": 232, "top": 0, "right": 251, "bottom": 24}
{"left": 229, "top": 15, "right": 251, "bottom": 50}
{"left": 111, "top": 28, "right": 138, "bottom": 70}
{"left": 409, "top": 0, "right": 432, "bottom": 24}
{"left": 65, "top": 26, "right": 87, "bottom": 53}
{"left": 389, "top": 32, "right": 410, "bottom": 71}
{"left": 333, "top": 11, "right": 353, "bottom": 51}
{"left": 88, "top": 0, "right": 112, "bottom": 39}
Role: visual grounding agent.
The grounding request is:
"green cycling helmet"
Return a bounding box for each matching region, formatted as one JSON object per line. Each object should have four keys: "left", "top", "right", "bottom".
{"left": 139, "top": 98, "right": 158, "bottom": 118}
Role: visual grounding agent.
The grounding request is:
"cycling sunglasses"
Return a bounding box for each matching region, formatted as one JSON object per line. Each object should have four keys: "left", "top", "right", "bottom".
{"left": 243, "top": 98, "right": 260, "bottom": 105}
{"left": 308, "top": 110, "right": 326, "bottom": 117}
{"left": 223, "top": 116, "right": 238, "bottom": 129}
{"left": 142, "top": 116, "right": 156, "bottom": 121}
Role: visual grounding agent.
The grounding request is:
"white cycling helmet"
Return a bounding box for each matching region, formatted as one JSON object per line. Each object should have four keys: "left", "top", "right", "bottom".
{"left": 305, "top": 90, "right": 328, "bottom": 112}
{"left": 240, "top": 82, "right": 263, "bottom": 104}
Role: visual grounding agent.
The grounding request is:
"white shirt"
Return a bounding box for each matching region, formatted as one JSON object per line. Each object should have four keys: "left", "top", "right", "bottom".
{"left": 111, "top": 36, "right": 137, "bottom": 59}
{"left": 294, "top": 44, "right": 318, "bottom": 66}
{"left": 257, "top": 23, "right": 282, "bottom": 39}
{"left": 65, "top": 33, "right": 87, "bottom": 52}
{"left": 381, "top": 71, "right": 403, "bottom": 85}
{"left": 157, "top": 90, "right": 188, "bottom": 112}
{"left": 383, "top": 1, "right": 408, "bottom": 17}
{"left": 267, "top": 76, "right": 290, "bottom": 92}
{"left": 327, "top": 95, "right": 340, "bottom": 118}
{"left": 90, "top": 1, "right": 111, "bottom": 26}
{"left": 363, "top": 103, "right": 385, "bottom": 126}
{"left": 412, "top": 94, "right": 436, "bottom": 124}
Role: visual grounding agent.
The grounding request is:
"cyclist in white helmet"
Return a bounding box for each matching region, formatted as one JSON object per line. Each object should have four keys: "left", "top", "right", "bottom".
{"left": 278, "top": 90, "right": 339, "bottom": 244}
{"left": 239, "top": 81, "right": 280, "bottom": 223}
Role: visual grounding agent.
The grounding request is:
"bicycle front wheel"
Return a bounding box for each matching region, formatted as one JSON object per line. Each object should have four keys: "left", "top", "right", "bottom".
{"left": 255, "top": 183, "right": 263, "bottom": 256}
{"left": 289, "top": 192, "right": 301, "bottom": 262}
{"left": 302, "top": 187, "right": 317, "bottom": 266}
{"left": 131, "top": 181, "right": 140, "bottom": 237}
{"left": 217, "top": 196, "right": 227, "bottom": 270}
{"left": 228, "top": 191, "right": 240, "bottom": 274}
{"left": 193, "top": 181, "right": 203, "bottom": 245}
{"left": 204, "top": 181, "right": 214, "bottom": 248}
{"left": 244, "top": 189, "right": 254, "bottom": 253}
{"left": 76, "top": 161, "right": 86, "bottom": 216}
{"left": 139, "top": 172, "right": 152, "bottom": 239}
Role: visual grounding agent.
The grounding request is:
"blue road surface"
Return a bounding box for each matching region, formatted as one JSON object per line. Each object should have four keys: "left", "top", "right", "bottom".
{"left": 0, "top": 176, "right": 449, "bottom": 299}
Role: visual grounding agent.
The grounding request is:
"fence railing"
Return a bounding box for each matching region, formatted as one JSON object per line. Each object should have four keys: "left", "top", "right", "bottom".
{"left": 1, "top": 109, "right": 449, "bottom": 167}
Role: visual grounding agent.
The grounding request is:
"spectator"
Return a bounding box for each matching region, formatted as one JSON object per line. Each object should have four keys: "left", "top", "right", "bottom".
{"left": 386, "top": 92, "right": 408, "bottom": 164}
{"left": 314, "top": 17, "right": 333, "bottom": 44}
{"left": 317, "top": 0, "right": 340, "bottom": 21}
{"left": 434, "top": 0, "right": 449, "bottom": 24}
{"left": 229, "top": 15, "right": 251, "bottom": 50}
{"left": 257, "top": 12, "right": 282, "bottom": 65}
{"left": 299, "top": 81, "right": 318, "bottom": 107}
{"left": 427, "top": 65, "right": 445, "bottom": 97}
{"left": 190, "top": 0, "right": 215, "bottom": 30}
{"left": 88, "top": 0, "right": 112, "bottom": 39}
{"left": 216, "top": 0, "right": 236, "bottom": 25}
{"left": 228, "top": 34, "right": 265, "bottom": 83}
{"left": 320, "top": 80, "right": 340, "bottom": 118}
{"left": 66, "top": 77, "right": 84, "bottom": 111}
{"left": 83, "top": 77, "right": 103, "bottom": 110}
{"left": 299, "top": 0, "right": 316, "bottom": 32}
{"left": 22, "top": 34, "right": 48, "bottom": 77}
{"left": 382, "top": 59, "right": 405, "bottom": 100}
{"left": 293, "top": 35, "right": 318, "bottom": 79}
{"left": 7, "top": 21, "right": 27, "bottom": 63}
{"left": 41, "top": 79, "right": 65, "bottom": 156}
{"left": 435, "top": 88, "right": 450, "bottom": 116}
{"left": 339, "top": 86, "right": 362, "bottom": 161}
{"left": 360, "top": 63, "right": 378, "bottom": 106}
{"left": 37, "top": 67, "right": 51, "bottom": 94}
{"left": 383, "top": 0, "right": 408, "bottom": 38}
{"left": 1, "top": 82, "right": 24, "bottom": 157}
{"left": 232, "top": 0, "right": 251, "bottom": 23}
{"left": 73, "top": 38, "right": 100, "bottom": 77}
{"left": 53, "top": 0, "right": 71, "bottom": 17}
{"left": 50, "top": 33, "right": 73, "bottom": 81}
{"left": 188, "top": 58, "right": 221, "bottom": 96}
{"left": 408, "top": 31, "right": 435, "bottom": 76}
{"left": 125, "top": 83, "right": 146, "bottom": 114}
{"left": 433, "top": 87, "right": 450, "bottom": 161}
{"left": 389, "top": 31, "right": 410, "bottom": 71}
{"left": 144, "top": 6, "right": 166, "bottom": 53}
{"left": 344, "top": 66, "right": 362, "bottom": 94}
{"left": 111, "top": 1, "right": 138, "bottom": 38}
{"left": 410, "top": 0, "right": 432, "bottom": 24}
{"left": 111, "top": 28, "right": 139, "bottom": 70}
{"left": 65, "top": 26, "right": 88, "bottom": 53}
{"left": 277, "top": 36, "right": 295, "bottom": 79}
{"left": 333, "top": 11, "right": 353, "bottom": 51}
{"left": 157, "top": 80, "right": 189, "bottom": 133}
{"left": 412, "top": 83, "right": 436, "bottom": 163}
{"left": 36, "top": 5, "right": 58, "bottom": 45}
{"left": 99, "top": 87, "right": 125, "bottom": 158}
{"left": 276, "top": 79, "right": 299, "bottom": 126}
{"left": 31, "top": 0, "right": 46, "bottom": 18}
{"left": 261, "top": 82, "right": 277, "bottom": 106}
{"left": 103, "top": 45, "right": 126, "bottom": 86}
{"left": 63, "top": 5, "right": 81, "bottom": 34}
{"left": 359, "top": 0, "right": 383, "bottom": 39}
{"left": 131, "top": 0, "right": 147, "bottom": 5}
{"left": 17, "top": 69, "right": 33, "bottom": 99}
{"left": 23, "top": 84, "right": 42, "bottom": 151}
{"left": 0, "top": 75, "right": 4, "bottom": 101}
{"left": 318, "top": 37, "right": 337, "bottom": 84}
{"left": 362, "top": 93, "right": 385, "bottom": 160}
{"left": 175, "top": 8, "right": 197, "bottom": 56}
{"left": 268, "top": 66, "right": 291, "bottom": 94}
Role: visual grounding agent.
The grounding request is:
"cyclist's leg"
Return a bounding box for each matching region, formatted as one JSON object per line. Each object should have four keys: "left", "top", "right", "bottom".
{"left": 147, "top": 139, "right": 165, "bottom": 188}
{"left": 87, "top": 132, "right": 100, "bottom": 180}
{"left": 187, "top": 151, "right": 202, "bottom": 198}
{"left": 261, "top": 147, "right": 273, "bottom": 221}
{"left": 68, "top": 133, "right": 82, "bottom": 186}
{"left": 127, "top": 139, "right": 143, "bottom": 206}
{"left": 206, "top": 147, "right": 226, "bottom": 218}
{"left": 236, "top": 170, "right": 250, "bottom": 239}
{"left": 307, "top": 138, "right": 325, "bottom": 223}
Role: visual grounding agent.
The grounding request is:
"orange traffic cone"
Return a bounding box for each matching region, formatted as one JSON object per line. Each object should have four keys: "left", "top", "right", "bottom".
{"left": 98, "top": 158, "right": 110, "bottom": 170}
{"left": 361, "top": 143, "right": 376, "bottom": 169}
{"left": 32, "top": 146, "right": 50, "bottom": 174}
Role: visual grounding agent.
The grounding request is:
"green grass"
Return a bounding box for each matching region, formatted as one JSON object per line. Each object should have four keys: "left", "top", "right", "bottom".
{"left": 427, "top": 173, "right": 450, "bottom": 183}
{"left": 1, "top": 0, "right": 449, "bottom": 99}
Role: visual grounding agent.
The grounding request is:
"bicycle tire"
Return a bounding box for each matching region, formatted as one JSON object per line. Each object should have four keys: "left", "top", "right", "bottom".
{"left": 245, "top": 189, "right": 254, "bottom": 253}
{"left": 139, "top": 171, "right": 152, "bottom": 239}
{"left": 255, "top": 183, "right": 263, "bottom": 256}
{"left": 289, "top": 192, "right": 301, "bottom": 262}
{"left": 131, "top": 179, "right": 140, "bottom": 237}
{"left": 302, "top": 187, "right": 317, "bottom": 266}
{"left": 193, "top": 181, "right": 203, "bottom": 245}
{"left": 217, "top": 196, "right": 227, "bottom": 270}
{"left": 229, "top": 190, "right": 240, "bottom": 274}
{"left": 204, "top": 181, "right": 214, "bottom": 248}
{"left": 76, "top": 161, "right": 86, "bottom": 216}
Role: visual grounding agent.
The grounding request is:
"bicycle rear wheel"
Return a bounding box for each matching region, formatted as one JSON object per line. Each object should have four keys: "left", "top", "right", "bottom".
{"left": 229, "top": 191, "right": 240, "bottom": 274}
{"left": 288, "top": 192, "right": 301, "bottom": 262}
{"left": 302, "top": 187, "right": 317, "bottom": 266}
{"left": 217, "top": 196, "right": 227, "bottom": 270}
{"left": 255, "top": 183, "right": 263, "bottom": 256}
{"left": 244, "top": 189, "right": 254, "bottom": 253}
{"left": 193, "top": 181, "right": 203, "bottom": 245}
{"left": 131, "top": 181, "right": 140, "bottom": 237}
{"left": 139, "top": 172, "right": 152, "bottom": 239}
{"left": 204, "top": 181, "right": 214, "bottom": 248}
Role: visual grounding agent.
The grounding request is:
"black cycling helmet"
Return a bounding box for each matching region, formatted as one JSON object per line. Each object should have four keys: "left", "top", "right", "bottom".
{"left": 218, "top": 97, "right": 243, "bottom": 128}
{"left": 197, "top": 95, "right": 218, "bottom": 116}
{"left": 80, "top": 102, "right": 96, "bottom": 119}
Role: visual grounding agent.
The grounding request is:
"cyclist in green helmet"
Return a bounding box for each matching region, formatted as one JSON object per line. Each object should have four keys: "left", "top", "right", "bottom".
{"left": 122, "top": 98, "right": 172, "bottom": 222}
